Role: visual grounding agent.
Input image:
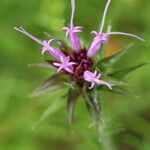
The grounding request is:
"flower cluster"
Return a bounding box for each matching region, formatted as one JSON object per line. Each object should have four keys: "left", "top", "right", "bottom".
{"left": 15, "top": 0, "right": 144, "bottom": 90}
{"left": 15, "top": 0, "right": 144, "bottom": 124}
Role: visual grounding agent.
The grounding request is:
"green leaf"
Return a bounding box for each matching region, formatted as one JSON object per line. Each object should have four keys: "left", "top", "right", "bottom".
{"left": 102, "top": 74, "right": 128, "bottom": 86}
{"left": 32, "top": 98, "right": 64, "bottom": 129}
{"left": 108, "top": 62, "right": 149, "bottom": 79}
{"left": 29, "top": 74, "right": 63, "bottom": 97}
{"left": 67, "top": 89, "right": 79, "bottom": 124}
{"left": 28, "top": 62, "right": 56, "bottom": 70}
{"left": 82, "top": 88, "right": 102, "bottom": 119}
{"left": 100, "top": 86, "right": 138, "bottom": 97}
{"left": 96, "top": 43, "right": 133, "bottom": 69}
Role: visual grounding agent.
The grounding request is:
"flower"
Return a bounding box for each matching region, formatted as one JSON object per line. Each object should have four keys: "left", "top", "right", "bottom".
{"left": 87, "top": 32, "right": 109, "bottom": 58}
{"left": 14, "top": 27, "right": 76, "bottom": 73}
{"left": 62, "top": 26, "right": 83, "bottom": 52}
{"left": 14, "top": 27, "right": 66, "bottom": 62}
{"left": 87, "top": 0, "right": 144, "bottom": 58}
{"left": 53, "top": 56, "right": 76, "bottom": 73}
{"left": 84, "top": 70, "right": 113, "bottom": 89}
{"left": 62, "top": 0, "right": 83, "bottom": 52}
{"left": 15, "top": 0, "right": 146, "bottom": 127}
{"left": 15, "top": 0, "right": 144, "bottom": 90}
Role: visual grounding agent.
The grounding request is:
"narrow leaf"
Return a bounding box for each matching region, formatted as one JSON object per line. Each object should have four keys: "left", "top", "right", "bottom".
{"left": 96, "top": 43, "right": 133, "bottom": 69}
{"left": 102, "top": 74, "right": 128, "bottom": 86}
{"left": 29, "top": 74, "right": 63, "bottom": 97}
{"left": 84, "top": 89, "right": 104, "bottom": 126}
{"left": 82, "top": 88, "right": 101, "bottom": 117}
{"left": 32, "top": 98, "right": 64, "bottom": 129}
{"left": 100, "top": 86, "right": 138, "bottom": 97}
{"left": 82, "top": 88, "right": 95, "bottom": 110}
{"left": 108, "top": 62, "right": 149, "bottom": 79}
{"left": 28, "top": 62, "right": 56, "bottom": 70}
{"left": 67, "top": 89, "right": 79, "bottom": 124}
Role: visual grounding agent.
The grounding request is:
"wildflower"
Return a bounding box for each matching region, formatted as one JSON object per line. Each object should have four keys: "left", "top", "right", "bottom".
{"left": 15, "top": 0, "right": 145, "bottom": 124}
{"left": 14, "top": 27, "right": 76, "bottom": 73}
{"left": 14, "top": 0, "right": 144, "bottom": 89}
{"left": 62, "top": 0, "right": 83, "bottom": 52}
{"left": 87, "top": 0, "right": 144, "bottom": 58}
{"left": 53, "top": 56, "right": 76, "bottom": 73}
{"left": 84, "top": 70, "right": 113, "bottom": 89}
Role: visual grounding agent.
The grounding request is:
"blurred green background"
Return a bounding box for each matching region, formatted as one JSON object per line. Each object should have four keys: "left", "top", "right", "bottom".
{"left": 0, "top": 0, "right": 150, "bottom": 150}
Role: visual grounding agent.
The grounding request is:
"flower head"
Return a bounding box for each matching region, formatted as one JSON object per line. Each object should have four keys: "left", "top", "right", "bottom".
{"left": 15, "top": 0, "right": 144, "bottom": 91}
{"left": 15, "top": 0, "right": 145, "bottom": 125}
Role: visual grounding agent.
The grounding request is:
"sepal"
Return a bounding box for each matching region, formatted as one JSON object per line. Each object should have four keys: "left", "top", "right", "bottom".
{"left": 29, "top": 74, "right": 63, "bottom": 97}
{"left": 67, "top": 88, "right": 80, "bottom": 124}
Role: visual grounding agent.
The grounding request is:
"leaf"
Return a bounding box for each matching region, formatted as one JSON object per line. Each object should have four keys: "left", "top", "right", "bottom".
{"left": 108, "top": 62, "right": 149, "bottom": 79}
{"left": 67, "top": 89, "right": 79, "bottom": 124}
{"left": 29, "top": 74, "right": 63, "bottom": 97}
{"left": 99, "top": 86, "right": 138, "bottom": 97}
{"left": 96, "top": 43, "right": 133, "bottom": 69}
{"left": 82, "top": 88, "right": 102, "bottom": 119}
{"left": 82, "top": 87, "right": 95, "bottom": 110}
{"left": 28, "top": 62, "right": 56, "bottom": 70}
{"left": 32, "top": 98, "right": 64, "bottom": 129}
{"left": 102, "top": 74, "right": 128, "bottom": 86}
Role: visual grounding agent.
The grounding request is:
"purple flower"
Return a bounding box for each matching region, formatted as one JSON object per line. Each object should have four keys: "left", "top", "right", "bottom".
{"left": 15, "top": 0, "right": 144, "bottom": 90}
{"left": 14, "top": 27, "right": 76, "bottom": 73}
{"left": 87, "top": 32, "right": 109, "bottom": 58}
{"left": 84, "top": 70, "right": 113, "bottom": 89}
{"left": 62, "top": 0, "right": 83, "bottom": 52}
{"left": 14, "top": 27, "right": 66, "bottom": 61}
{"left": 41, "top": 39, "right": 66, "bottom": 61}
{"left": 87, "top": 0, "right": 144, "bottom": 58}
{"left": 62, "top": 26, "right": 83, "bottom": 52}
{"left": 53, "top": 56, "right": 76, "bottom": 73}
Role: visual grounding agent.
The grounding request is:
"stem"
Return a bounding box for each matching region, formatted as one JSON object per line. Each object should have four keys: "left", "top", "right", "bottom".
{"left": 97, "top": 118, "right": 116, "bottom": 150}
{"left": 84, "top": 88, "right": 116, "bottom": 150}
{"left": 95, "top": 90, "right": 116, "bottom": 150}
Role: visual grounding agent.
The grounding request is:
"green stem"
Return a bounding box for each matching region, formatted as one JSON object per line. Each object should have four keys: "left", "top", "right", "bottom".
{"left": 97, "top": 117, "right": 116, "bottom": 150}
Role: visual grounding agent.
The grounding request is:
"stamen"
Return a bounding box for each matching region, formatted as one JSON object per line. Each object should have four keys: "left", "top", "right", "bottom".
{"left": 70, "top": 0, "right": 76, "bottom": 27}
{"left": 109, "top": 32, "right": 145, "bottom": 41}
{"left": 14, "top": 27, "right": 43, "bottom": 45}
{"left": 99, "top": 0, "right": 111, "bottom": 33}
